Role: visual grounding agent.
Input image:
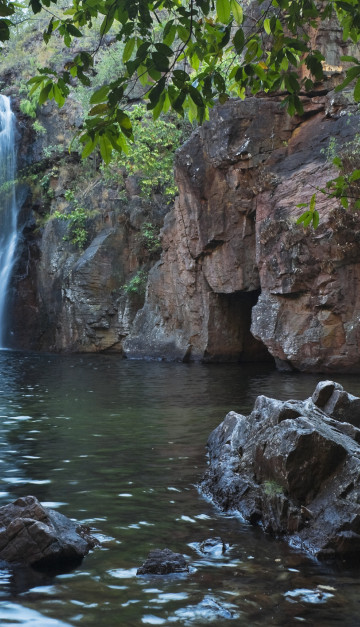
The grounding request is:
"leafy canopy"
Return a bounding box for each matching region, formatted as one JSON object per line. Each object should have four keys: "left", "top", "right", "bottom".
{"left": 3, "top": 0, "right": 360, "bottom": 162}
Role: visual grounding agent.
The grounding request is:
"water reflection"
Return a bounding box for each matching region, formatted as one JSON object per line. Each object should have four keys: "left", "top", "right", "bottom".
{"left": 0, "top": 352, "right": 359, "bottom": 624}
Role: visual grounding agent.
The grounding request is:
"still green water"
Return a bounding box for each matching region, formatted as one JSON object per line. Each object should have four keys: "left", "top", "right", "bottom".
{"left": 0, "top": 351, "right": 359, "bottom": 626}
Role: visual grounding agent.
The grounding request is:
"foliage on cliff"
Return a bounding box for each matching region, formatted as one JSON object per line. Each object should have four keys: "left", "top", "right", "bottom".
{"left": 16, "top": 0, "right": 360, "bottom": 163}
{"left": 2, "top": 0, "right": 360, "bottom": 224}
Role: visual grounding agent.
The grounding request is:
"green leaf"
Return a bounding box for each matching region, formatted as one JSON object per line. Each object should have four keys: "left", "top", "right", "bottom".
{"left": 152, "top": 52, "right": 170, "bottom": 72}
{"left": 147, "top": 65, "right": 162, "bottom": 81}
{"left": 116, "top": 111, "right": 132, "bottom": 136}
{"left": 309, "top": 193, "right": 316, "bottom": 212}
{"left": 155, "top": 42, "right": 173, "bottom": 57}
{"left": 264, "top": 18, "right": 271, "bottom": 35}
{"left": 81, "top": 138, "right": 97, "bottom": 159}
{"left": 233, "top": 28, "right": 244, "bottom": 53}
{"left": 190, "top": 53, "right": 200, "bottom": 70}
{"left": 152, "top": 93, "right": 165, "bottom": 120}
{"left": 219, "top": 92, "right": 229, "bottom": 104}
{"left": 0, "top": 19, "right": 10, "bottom": 41}
{"left": 350, "top": 169, "right": 360, "bottom": 182}
{"left": 147, "top": 77, "right": 166, "bottom": 108}
{"left": 163, "top": 21, "right": 176, "bottom": 46}
{"left": 230, "top": 0, "right": 243, "bottom": 24}
{"left": 67, "top": 24, "right": 82, "bottom": 37}
{"left": 177, "top": 25, "right": 189, "bottom": 43}
{"left": 340, "top": 55, "right": 360, "bottom": 64}
{"left": 53, "top": 83, "right": 65, "bottom": 107}
{"left": 89, "top": 103, "right": 108, "bottom": 116}
{"left": 27, "top": 75, "right": 45, "bottom": 85}
{"left": 297, "top": 211, "right": 311, "bottom": 225}
{"left": 285, "top": 73, "right": 300, "bottom": 93}
{"left": 173, "top": 69, "right": 190, "bottom": 84}
{"left": 189, "top": 85, "right": 204, "bottom": 107}
{"left": 123, "top": 37, "right": 136, "bottom": 63}
{"left": 29, "top": 0, "right": 42, "bottom": 14}
{"left": 303, "top": 213, "right": 313, "bottom": 227}
{"left": 137, "top": 65, "right": 149, "bottom": 87}
{"left": 100, "top": 7, "right": 115, "bottom": 36}
{"left": 38, "top": 82, "right": 52, "bottom": 105}
{"left": 344, "top": 65, "right": 360, "bottom": 80}
{"left": 90, "top": 85, "right": 110, "bottom": 104}
{"left": 354, "top": 77, "right": 360, "bottom": 101}
{"left": 115, "top": 133, "right": 129, "bottom": 155}
{"left": 136, "top": 41, "right": 151, "bottom": 61}
{"left": 185, "top": 94, "right": 196, "bottom": 124}
{"left": 0, "top": 2, "right": 14, "bottom": 15}
{"left": 335, "top": 65, "right": 360, "bottom": 92}
{"left": 312, "top": 210, "right": 319, "bottom": 229}
{"left": 216, "top": 0, "right": 231, "bottom": 23}
{"left": 99, "top": 134, "right": 112, "bottom": 164}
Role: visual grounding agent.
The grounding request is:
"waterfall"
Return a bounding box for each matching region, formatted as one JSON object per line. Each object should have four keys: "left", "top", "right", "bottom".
{"left": 0, "top": 95, "right": 19, "bottom": 349}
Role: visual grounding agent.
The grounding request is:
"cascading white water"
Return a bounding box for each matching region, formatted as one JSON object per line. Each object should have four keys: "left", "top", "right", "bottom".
{"left": 0, "top": 95, "right": 19, "bottom": 348}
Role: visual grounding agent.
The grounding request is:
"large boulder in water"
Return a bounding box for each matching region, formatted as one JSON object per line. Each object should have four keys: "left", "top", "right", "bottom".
{"left": 0, "top": 495, "right": 98, "bottom": 569}
{"left": 201, "top": 381, "right": 360, "bottom": 559}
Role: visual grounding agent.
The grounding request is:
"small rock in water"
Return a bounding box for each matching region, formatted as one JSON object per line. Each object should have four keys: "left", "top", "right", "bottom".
{"left": 0, "top": 495, "right": 98, "bottom": 570}
{"left": 137, "top": 548, "right": 189, "bottom": 575}
{"left": 199, "top": 537, "right": 228, "bottom": 556}
{"left": 173, "top": 595, "right": 236, "bottom": 621}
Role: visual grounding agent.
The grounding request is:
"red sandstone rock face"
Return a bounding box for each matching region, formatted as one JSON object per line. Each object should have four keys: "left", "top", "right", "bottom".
{"left": 11, "top": 60, "right": 360, "bottom": 368}
{"left": 252, "top": 102, "right": 360, "bottom": 372}
{"left": 125, "top": 92, "right": 360, "bottom": 370}
{"left": 123, "top": 99, "right": 284, "bottom": 362}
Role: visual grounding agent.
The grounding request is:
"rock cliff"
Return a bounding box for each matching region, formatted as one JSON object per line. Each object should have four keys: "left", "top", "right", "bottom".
{"left": 124, "top": 92, "right": 360, "bottom": 370}
{"left": 9, "top": 99, "right": 168, "bottom": 353}
{"left": 7, "top": 18, "right": 360, "bottom": 370}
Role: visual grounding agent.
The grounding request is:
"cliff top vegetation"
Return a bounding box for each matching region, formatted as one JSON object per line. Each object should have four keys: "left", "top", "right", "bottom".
{"left": 0, "top": 0, "right": 356, "bottom": 163}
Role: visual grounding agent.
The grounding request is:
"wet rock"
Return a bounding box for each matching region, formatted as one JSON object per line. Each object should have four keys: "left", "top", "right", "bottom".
{"left": 312, "top": 380, "right": 342, "bottom": 407}
{"left": 201, "top": 382, "right": 360, "bottom": 559}
{"left": 136, "top": 548, "right": 189, "bottom": 575}
{"left": 173, "top": 595, "right": 236, "bottom": 622}
{"left": 199, "top": 537, "right": 228, "bottom": 556}
{"left": 313, "top": 381, "right": 360, "bottom": 426}
{"left": 0, "top": 496, "right": 98, "bottom": 569}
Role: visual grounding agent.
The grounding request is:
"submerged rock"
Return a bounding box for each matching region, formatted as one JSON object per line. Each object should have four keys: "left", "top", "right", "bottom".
{"left": 137, "top": 548, "right": 189, "bottom": 575}
{"left": 0, "top": 496, "right": 98, "bottom": 569}
{"left": 201, "top": 382, "right": 360, "bottom": 559}
{"left": 172, "top": 595, "right": 236, "bottom": 622}
{"left": 199, "top": 537, "right": 228, "bottom": 556}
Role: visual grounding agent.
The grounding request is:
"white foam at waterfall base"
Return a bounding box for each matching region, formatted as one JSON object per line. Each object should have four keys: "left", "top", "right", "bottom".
{"left": 0, "top": 95, "right": 19, "bottom": 348}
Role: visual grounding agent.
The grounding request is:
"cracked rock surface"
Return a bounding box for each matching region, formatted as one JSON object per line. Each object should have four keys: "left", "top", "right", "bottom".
{"left": 201, "top": 381, "right": 360, "bottom": 559}
{"left": 0, "top": 495, "right": 97, "bottom": 568}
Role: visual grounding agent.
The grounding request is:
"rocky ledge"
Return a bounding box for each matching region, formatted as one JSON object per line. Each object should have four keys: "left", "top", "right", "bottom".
{"left": 201, "top": 381, "right": 360, "bottom": 559}
{"left": 0, "top": 495, "right": 98, "bottom": 569}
